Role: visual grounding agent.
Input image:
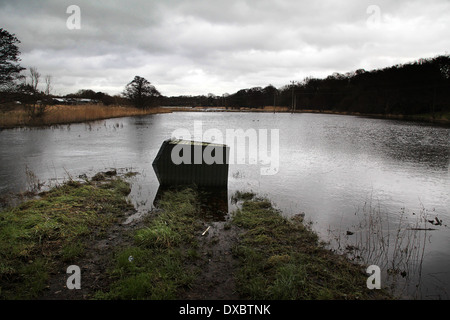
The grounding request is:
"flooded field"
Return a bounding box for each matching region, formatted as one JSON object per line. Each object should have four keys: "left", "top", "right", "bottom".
{"left": 1, "top": 112, "right": 449, "bottom": 299}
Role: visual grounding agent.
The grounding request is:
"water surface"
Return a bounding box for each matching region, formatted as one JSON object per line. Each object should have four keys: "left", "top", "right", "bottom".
{"left": 0, "top": 112, "right": 449, "bottom": 299}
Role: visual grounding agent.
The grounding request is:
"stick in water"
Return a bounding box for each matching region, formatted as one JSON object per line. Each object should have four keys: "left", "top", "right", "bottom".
{"left": 202, "top": 226, "right": 211, "bottom": 236}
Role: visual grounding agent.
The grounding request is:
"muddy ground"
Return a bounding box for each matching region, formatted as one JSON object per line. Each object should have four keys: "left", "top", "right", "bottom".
{"left": 38, "top": 208, "right": 241, "bottom": 300}
{"left": 178, "top": 220, "right": 241, "bottom": 300}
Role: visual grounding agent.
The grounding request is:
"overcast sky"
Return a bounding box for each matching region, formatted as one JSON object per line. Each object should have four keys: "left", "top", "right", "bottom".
{"left": 1, "top": 0, "right": 449, "bottom": 97}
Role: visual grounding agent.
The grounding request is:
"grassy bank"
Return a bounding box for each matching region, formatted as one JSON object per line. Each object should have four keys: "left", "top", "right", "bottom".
{"left": 0, "top": 173, "right": 134, "bottom": 299}
{"left": 2, "top": 104, "right": 448, "bottom": 129}
{"left": 174, "top": 107, "right": 450, "bottom": 125}
{"left": 231, "top": 192, "right": 390, "bottom": 299}
{"left": 97, "top": 188, "right": 392, "bottom": 300}
{"left": 0, "top": 177, "right": 392, "bottom": 300}
{"left": 0, "top": 104, "right": 171, "bottom": 129}
{"left": 290, "top": 109, "right": 450, "bottom": 125}
{"left": 401, "top": 111, "right": 450, "bottom": 124}
{"left": 162, "top": 106, "right": 450, "bottom": 125}
{"left": 95, "top": 187, "right": 204, "bottom": 299}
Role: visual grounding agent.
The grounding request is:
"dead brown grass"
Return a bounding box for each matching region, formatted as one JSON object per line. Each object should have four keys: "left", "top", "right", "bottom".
{"left": 0, "top": 104, "right": 172, "bottom": 128}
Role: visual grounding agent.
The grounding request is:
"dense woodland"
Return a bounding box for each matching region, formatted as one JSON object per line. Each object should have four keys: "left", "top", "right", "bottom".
{"left": 161, "top": 54, "right": 450, "bottom": 116}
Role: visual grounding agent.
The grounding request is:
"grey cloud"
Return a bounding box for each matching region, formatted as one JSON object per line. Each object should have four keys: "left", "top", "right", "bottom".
{"left": 1, "top": 0, "right": 449, "bottom": 96}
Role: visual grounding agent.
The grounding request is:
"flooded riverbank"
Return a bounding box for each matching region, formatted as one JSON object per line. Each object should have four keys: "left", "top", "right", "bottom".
{"left": 0, "top": 112, "right": 449, "bottom": 299}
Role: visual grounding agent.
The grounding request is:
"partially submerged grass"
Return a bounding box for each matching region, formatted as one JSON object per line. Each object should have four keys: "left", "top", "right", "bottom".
{"left": 94, "top": 246, "right": 196, "bottom": 300}
{"left": 0, "top": 176, "right": 134, "bottom": 299}
{"left": 231, "top": 190, "right": 256, "bottom": 203}
{"left": 95, "top": 187, "right": 204, "bottom": 300}
{"left": 328, "top": 199, "right": 433, "bottom": 298}
{"left": 231, "top": 193, "right": 392, "bottom": 300}
{"left": 0, "top": 180, "right": 394, "bottom": 300}
{"left": 96, "top": 188, "right": 392, "bottom": 300}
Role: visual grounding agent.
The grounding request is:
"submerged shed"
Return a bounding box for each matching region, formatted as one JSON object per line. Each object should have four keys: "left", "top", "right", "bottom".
{"left": 152, "top": 139, "right": 230, "bottom": 187}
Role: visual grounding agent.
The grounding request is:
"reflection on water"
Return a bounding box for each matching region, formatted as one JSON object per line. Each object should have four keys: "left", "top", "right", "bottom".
{"left": 152, "top": 185, "right": 228, "bottom": 222}
{"left": 0, "top": 112, "right": 449, "bottom": 299}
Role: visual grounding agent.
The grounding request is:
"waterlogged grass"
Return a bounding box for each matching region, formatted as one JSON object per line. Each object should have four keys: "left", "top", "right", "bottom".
{"left": 231, "top": 194, "right": 392, "bottom": 300}
{"left": 95, "top": 247, "right": 196, "bottom": 300}
{"left": 0, "top": 177, "right": 133, "bottom": 299}
{"left": 134, "top": 189, "right": 200, "bottom": 248}
{"left": 96, "top": 188, "right": 392, "bottom": 300}
{"left": 95, "top": 187, "right": 204, "bottom": 300}
{"left": 1, "top": 180, "right": 393, "bottom": 300}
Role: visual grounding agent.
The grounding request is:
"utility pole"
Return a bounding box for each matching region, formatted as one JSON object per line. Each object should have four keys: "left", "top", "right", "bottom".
{"left": 290, "top": 81, "right": 295, "bottom": 113}
{"left": 294, "top": 93, "right": 297, "bottom": 112}
{"left": 432, "top": 85, "right": 436, "bottom": 119}
{"left": 273, "top": 91, "right": 277, "bottom": 113}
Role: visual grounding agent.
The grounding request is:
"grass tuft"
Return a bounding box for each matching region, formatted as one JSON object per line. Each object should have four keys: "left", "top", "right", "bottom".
{"left": 96, "top": 187, "right": 203, "bottom": 300}
{"left": 0, "top": 175, "right": 133, "bottom": 299}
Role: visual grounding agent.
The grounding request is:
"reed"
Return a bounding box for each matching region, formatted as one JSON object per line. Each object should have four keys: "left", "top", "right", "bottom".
{"left": 0, "top": 104, "right": 171, "bottom": 128}
{"left": 327, "top": 198, "right": 433, "bottom": 298}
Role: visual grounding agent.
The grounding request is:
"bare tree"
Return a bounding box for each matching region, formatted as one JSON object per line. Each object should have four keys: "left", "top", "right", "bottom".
{"left": 29, "top": 67, "right": 40, "bottom": 92}
{"left": 23, "top": 67, "right": 48, "bottom": 120}
{"left": 44, "top": 74, "right": 52, "bottom": 96}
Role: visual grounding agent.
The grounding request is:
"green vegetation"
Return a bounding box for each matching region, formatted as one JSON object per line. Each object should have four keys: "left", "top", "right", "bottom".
{"left": 159, "top": 55, "right": 450, "bottom": 120}
{"left": 0, "top": 176, "right": 133, "bottom": 299}
{"left": 231, "top": 194, "right": 391, "bottom": 300}
{"left": 95, "top": 187, "right": 204, "bottom": 299}
{"left": 98, "top": 188, "right": 391, "bottom": 300}
{"left": 0, "top": 178, "right": 392, "bottom": 300}
{"left": 407, "top": 111, "right": 450, "bottom": 123}
{"left": 231, "top": 190, "right": 256, "bottom": 203}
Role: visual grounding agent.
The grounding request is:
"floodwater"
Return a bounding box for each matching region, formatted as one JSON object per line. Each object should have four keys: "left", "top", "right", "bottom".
{"left": 0, "top": 112, "right": 449, "bottom": 299}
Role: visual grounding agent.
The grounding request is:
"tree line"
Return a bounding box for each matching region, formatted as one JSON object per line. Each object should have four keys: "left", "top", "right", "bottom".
{"left": 158, "top": 54, "right": 450, "bottom": 116}
{"left": 280, "top": 55, "right": 450, "bottom": 116}
{"left": 0, "top": 28, "right": 161, "bottom": 116}
{"left": 2, "top": 27, "right": 449, "bottom": 117}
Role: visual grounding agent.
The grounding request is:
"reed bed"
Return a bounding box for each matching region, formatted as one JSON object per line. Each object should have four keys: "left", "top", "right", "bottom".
{"left": 0, "top": 104, "right": 172, "bottom": 129}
